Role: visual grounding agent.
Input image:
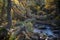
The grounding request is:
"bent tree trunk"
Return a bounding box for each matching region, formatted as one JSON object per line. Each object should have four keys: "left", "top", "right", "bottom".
{"left": 7, "top": 0, "right": 12, "bottom": 29}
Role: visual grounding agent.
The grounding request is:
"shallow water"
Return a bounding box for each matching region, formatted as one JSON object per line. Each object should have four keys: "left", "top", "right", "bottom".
{"left": 33, "top": 24, "right": 55, "bottom": 37}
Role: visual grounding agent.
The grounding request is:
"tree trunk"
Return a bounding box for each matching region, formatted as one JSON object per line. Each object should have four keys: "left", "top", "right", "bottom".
{"left": 7, "top": 0, "right": 12, "bottom": 29}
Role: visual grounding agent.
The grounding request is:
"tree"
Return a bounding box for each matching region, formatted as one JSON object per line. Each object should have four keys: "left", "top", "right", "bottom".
{"left": 7, "top": 0, "right": 12, "bottom": 29}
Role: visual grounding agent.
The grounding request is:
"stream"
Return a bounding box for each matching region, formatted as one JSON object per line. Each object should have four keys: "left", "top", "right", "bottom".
{"left": 33, "top": 23, "right": 55, "bottom": 37}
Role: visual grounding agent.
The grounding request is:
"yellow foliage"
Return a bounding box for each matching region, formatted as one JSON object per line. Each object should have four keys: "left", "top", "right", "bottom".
{"left": 44, "top": 4, "right": 51, "bottom": 9}
{"left": 13, "top": 0, "right": 19, "bottom": 5}
{"left": 12, "top": 20, "right": 16, "bottom": 24}
{"left": 45, "top": 4, "right": 56, "bottom": 10}
{"left": 11, "top": 9, "right": 13, "bottom": 14}
{"left": 0, "top": 0, "right": 3, "bottom": 7}
{"left": 45, "top": 0, "right": 54, "bottom": 5}
{"left": 12, "top": 20, "right": 17, "bottom": 26}
{"left": 19, "top": 2, "right": 24, "bottom": 8}
{"left": 11, "top": 9, "right": 14, "bottom": 18}
{"left": 36, "top": 6, "right": 40, "bottom": 11}
{"left": 21, "top": 0, "right": 26, "bottom": 7}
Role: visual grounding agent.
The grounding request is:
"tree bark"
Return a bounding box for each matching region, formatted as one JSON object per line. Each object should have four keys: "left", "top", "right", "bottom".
{"left": 7, "top": 0, "right": 12, "bottom": 29}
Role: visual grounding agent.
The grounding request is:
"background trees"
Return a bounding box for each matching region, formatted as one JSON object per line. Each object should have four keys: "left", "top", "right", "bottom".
{"left": 0, "top": 0, "right": 60, "bottom": 40}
